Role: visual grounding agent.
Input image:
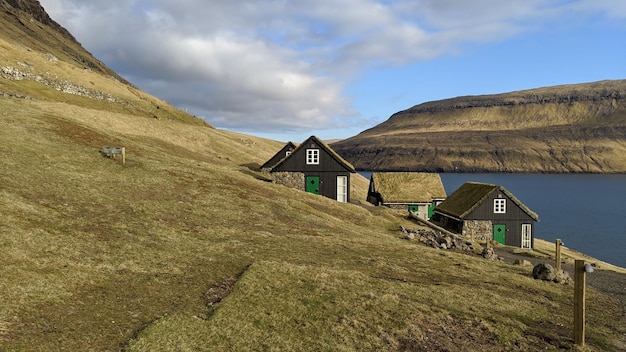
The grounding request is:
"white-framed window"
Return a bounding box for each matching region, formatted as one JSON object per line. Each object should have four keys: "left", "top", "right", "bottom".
{"left": 306, "top": 149, "right": 319, "bottom": 164}
{"left": 337, "top": 176, "right": 348, "bottom": 202}
{"left": 521, "top": 224, "right": 532, "bottom": 249}
{"left": 286, "top": 151, "right": 291, "bottom": 157}
{"left": 494, "top": 198, "right": 506, "bottom": 213}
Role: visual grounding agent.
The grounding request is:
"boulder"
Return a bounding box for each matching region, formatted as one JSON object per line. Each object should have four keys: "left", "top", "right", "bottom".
{"left": 533, "top": 263, "right": 557, "bottom": 281}
{"left": 532, "top": 263, "right": 572, "bottom": 284}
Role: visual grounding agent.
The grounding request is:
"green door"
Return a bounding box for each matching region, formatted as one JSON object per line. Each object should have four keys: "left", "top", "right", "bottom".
{"left": 305, "top": 176, "right": 320, "bottom": 195}
{"left": 493, "top": 224, "right": 506, "bottom": 245}
{"left": 428, "top": 202, "right": 436, "bottom": 219}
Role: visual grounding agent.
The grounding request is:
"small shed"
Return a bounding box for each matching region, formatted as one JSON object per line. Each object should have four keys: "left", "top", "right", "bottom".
{"left": 430, "top": 182, "right": 539, "bottom": 248}
{"left": 269, "top": 136, "right": 356, "bottom": 203}
{"left": 261, "top": 141, "right": 297, "bottom": 171}
{"left": 367, "top": 172, "right": 446, "bottom": 219}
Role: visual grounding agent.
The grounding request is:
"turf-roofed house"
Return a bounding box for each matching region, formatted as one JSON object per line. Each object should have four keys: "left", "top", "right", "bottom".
{"left": 430, "top": 182, "right": 539, "bottom": 248}
{"left": 267, "top": 136, "right": 356, "bottom": 203}
{"left": 367, "top": 172, "right": 446, "bottom": 220}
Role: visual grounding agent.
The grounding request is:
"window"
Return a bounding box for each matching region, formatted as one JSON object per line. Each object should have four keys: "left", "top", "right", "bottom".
{"left": 337, "top": 176, "right": 348, "bottom": 202}
{"left": 306, "top": 149, "right": 319, "bottom": 164}
{"left": 494, "top": 199, "right": 506, "bottom": 213}
{"left": 285, "top": 151, "right": 291, "bottom": 157}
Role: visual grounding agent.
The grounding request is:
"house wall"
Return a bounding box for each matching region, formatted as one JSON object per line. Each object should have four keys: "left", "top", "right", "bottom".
{"left": 462, "top": 220, "right": 492, "bottom": 241}
{"left": 430, "top": 212, "right": 463, "bottom": 233}
{"left": 315, "top": 171, "right": 351, "bottom": 202}
{"left": 273, "top": 171, "right": 351, "bottom": 202}
{"left": 272, "top": 171, "right": 305, "bottom": 191}
{"left": 466, "top": 191, "right": 535, "bottom": 247}
{"left": 374, "top": 202, "right": 433, "bottom": 219}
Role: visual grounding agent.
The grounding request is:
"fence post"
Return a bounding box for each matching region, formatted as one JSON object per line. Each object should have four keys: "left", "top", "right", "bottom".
{"left": 574, "top": 260, "right": 587, "bottom": 346}
{"left": 555, "top": 239, "right": 562, "bottom": 271}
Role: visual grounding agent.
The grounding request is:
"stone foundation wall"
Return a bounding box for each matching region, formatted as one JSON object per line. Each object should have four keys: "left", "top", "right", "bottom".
{"left": 272, "top": 171, "right": 305, "bottom": 191}
{"left": 462, "top": 220, "right": 492, "bottom": 241}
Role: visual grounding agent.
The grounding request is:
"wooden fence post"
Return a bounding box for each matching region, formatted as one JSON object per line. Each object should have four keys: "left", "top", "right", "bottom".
{"left": 574, "top": 260, "right": 586, "bottom": 346}
{"left": 555, "top": 239, "right": 562, "bottom": 271}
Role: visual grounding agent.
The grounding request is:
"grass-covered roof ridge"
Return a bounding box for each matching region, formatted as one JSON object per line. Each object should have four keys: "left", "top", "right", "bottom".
{"left": 371, "top": 172, "right": 446, "bottom": 203}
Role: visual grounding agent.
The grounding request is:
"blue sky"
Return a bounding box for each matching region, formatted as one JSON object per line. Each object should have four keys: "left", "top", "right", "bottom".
{"left": 39, "top": 0, "right": 626, "bottom": 142}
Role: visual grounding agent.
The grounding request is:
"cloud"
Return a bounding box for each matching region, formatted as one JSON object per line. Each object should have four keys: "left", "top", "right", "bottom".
{"left": 38, "top": 0, "right": 623, "bottom": 134}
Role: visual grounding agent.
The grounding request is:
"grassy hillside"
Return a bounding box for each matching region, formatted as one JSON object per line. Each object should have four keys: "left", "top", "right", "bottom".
{"left": 332, "top": 80, "right": 626, "bottom": 173}
{"left": 2, "top": 98, "right": 624, "bottom": 351}
{"left": 1, "top": 2, "right": 625, "bottom": 351}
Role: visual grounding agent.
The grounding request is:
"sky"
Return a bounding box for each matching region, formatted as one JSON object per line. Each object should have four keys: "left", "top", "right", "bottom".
{"left": 38, "top": 0, "right": 626, "bottom": 142}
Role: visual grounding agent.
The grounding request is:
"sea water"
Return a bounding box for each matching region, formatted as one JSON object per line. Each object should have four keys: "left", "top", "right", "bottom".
{"left": 359, "top": 172, "right": 626, "bottom": 268}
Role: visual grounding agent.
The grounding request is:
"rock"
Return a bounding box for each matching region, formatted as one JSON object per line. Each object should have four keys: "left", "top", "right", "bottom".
{"left": 532, "top": 263, "right": 572, "bottom": 284}
{"left": 436, "top": 234, "right": 452, "bottom": 248}
{"left": 514, "top": 259, "right": 532, "bottom": 267}
{"left": 554, "top": 269, "right": 572, "bottom": 285}
{"left": 533, "top": 263, "right": 556, "bottom": 281}
{"left": 481, "top": 248, "right": 496, "bottom": 260}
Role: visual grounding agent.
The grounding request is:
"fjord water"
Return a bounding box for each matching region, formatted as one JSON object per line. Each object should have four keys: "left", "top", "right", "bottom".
{"left": 360, "top": 172, "right": 626, "bottom": 268}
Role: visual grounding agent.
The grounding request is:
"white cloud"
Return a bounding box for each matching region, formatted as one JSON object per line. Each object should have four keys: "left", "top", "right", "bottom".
{"left": 37, "top": 0, "right": 624, "bottom": 135}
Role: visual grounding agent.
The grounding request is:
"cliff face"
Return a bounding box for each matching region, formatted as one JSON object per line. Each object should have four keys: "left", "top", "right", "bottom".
{"left": 332, "top": 80, "right": 626, "bottom": 173}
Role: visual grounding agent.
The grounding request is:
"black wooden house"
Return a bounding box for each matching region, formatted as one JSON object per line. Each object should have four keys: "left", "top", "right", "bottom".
{"left": 430, "top": 182, "right": 539, "bottom": 248}
{"left": 269, "top": 136, "right": 356, "bottom": 203}
{"left": 261, "top": 141, "right": 297, "bottom": 171}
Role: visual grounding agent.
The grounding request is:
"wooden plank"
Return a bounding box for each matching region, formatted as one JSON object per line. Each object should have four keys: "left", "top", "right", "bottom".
{"left": 102, "top": 146, "right": 124, "bottom": 155}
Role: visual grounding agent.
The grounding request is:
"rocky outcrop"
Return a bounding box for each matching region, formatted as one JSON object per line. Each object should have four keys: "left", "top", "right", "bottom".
{"left": 399, "top": 225, "right": 474, "bottom": 253}
{"left": 1, "top": 65, "right": 123, "bottom": 102}
{"left": 1, "top": 0, "right": 75, "bottom": 40}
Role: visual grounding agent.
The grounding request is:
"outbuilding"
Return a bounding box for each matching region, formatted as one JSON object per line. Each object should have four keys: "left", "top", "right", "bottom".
{"left": 269, "top": 136, "right": 356, "bottom": 203}
{"left": 367, "top": 172, "right": 446, "bottom": 219}
{"left": 261, "top": 141, "right": 297, "bottom": 171}
{"left": 430, "top": 182, "right": 539, "bottom": 248}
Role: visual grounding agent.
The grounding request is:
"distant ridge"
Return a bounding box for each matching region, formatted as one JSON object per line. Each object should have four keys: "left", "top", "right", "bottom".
{"left": 332, "top": 79, "right": 626, "bottom": 173}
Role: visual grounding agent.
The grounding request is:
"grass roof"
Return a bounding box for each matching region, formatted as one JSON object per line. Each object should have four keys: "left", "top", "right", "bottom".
{"left": 372, "top": 172, "right": 446, "bottom": 203}
{"left": 436, "top": 182, "right": 539, "bottom": 220}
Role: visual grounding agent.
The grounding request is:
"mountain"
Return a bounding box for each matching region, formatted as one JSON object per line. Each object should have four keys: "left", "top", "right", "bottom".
{"left": 1, "top": 0, "right": 126, "bottom": 83}
{"left": 1, "top": 2, "right": 625, "bottom": 351}
{"left": 332, "top": 80, "right": 626, "bottom": 173}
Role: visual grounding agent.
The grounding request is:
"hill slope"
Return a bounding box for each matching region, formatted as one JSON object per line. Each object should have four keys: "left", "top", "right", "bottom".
{"left": 1, "top": 2, "right": 625, "bottom": 351}
{"left": 332, "top": 80, "right": 626, "bottom": 173}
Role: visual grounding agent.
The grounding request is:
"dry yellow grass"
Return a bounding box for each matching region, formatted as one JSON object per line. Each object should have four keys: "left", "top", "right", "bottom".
{"left": 371, "top": 172, "right": 447, "bottom": 203}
